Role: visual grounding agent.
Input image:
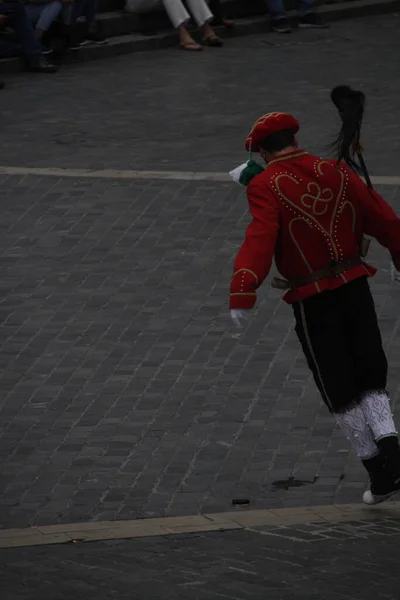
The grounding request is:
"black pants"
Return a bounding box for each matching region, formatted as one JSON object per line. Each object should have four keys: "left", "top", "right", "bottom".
{"left": 0, "top": 2, "right": 41, "bottom": 57}
{"left": 208, "top": 0, "right": 223, "bottom": 22}
{"left": 293, "top": 277, "right": 388, "bottom": 414}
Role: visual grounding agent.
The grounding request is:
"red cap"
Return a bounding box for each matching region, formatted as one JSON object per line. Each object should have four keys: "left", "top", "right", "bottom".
{"left": 245, "top": 112, "right": 300, "bottom": 152}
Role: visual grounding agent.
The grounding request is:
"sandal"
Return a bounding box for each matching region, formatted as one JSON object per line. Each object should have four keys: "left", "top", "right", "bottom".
{"left": 180, "top": 41, "right": 203, "bottom": 51}
{"left": 203, "top": 35, "right": 223, "bottom": 47}
{"left": 222, "top": 19, "right": 235, "bottom": 30}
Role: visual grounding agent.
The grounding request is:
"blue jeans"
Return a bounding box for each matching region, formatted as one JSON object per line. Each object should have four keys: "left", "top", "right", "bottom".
{"left": 265, "top": 0, "right": 314, "bottom": 20}
{"left": 0, "top": 2, "right": 41, "bottom": 56}
{"left": 70, "top": 0, "right": 99, "bottom": 29}
{"left": 25, "top": 1, "right": 63, "bottom": 32}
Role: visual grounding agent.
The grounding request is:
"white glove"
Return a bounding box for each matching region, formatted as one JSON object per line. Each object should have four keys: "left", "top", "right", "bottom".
{"left": 391, "top": 261, "right": 400, "bottom": 283}
{"left": 230, "top": 309, "right": 251, "bottom": 328}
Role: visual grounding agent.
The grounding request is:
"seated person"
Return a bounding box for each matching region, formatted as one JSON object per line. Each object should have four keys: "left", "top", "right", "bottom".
{"left": 126, "top": 0, "right": 222, "bottom": 51}
{"left": 68, "top": 0, "right": 107, "bottom": 46}
{"left": 264, "top": 0, "right": 327, "bottom": 33}
{"left": 0, "top": 2, "right": 56, "bottom": 71}
{"left": 25, "top": 0, "right": 72, "bottom": 53}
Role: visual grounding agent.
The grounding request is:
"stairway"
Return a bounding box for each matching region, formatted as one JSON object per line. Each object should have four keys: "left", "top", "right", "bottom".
{"left": 0, "top": 0, "right": 397, "bottom": 72}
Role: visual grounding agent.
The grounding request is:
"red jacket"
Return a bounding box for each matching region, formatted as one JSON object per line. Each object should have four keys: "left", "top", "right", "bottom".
{"left": 230, "top": 150, "right": 400, "bottom": 308}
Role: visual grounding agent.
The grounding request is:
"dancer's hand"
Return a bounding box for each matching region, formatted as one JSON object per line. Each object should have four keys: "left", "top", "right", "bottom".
{"left": 391, "top": 261, "right": 400, "bottom": 284}
{"left": 230, "top": 309, "right": 251, "bottom": 328}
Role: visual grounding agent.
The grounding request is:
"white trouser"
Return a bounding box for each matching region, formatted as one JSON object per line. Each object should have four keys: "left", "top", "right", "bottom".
{"left": 125, "top": 0, "right": 213, "bottom": 28}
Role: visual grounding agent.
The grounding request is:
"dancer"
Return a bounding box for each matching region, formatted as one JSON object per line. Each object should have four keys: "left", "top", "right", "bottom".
{"left": 229, "top": 104, "right": 400, "bottom": 505}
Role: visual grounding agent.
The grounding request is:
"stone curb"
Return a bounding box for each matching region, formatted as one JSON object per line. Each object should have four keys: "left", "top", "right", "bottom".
{"left": 1, "top": 502, "right": 400, "bottom": 549}
{"left": 0, "top": 0, "right": 398, "bottom": 74}
{"left": 0, "top": 165, "right": 399, "bottom": 186}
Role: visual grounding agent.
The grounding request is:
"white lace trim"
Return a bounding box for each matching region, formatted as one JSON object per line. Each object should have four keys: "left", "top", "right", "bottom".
{"left": 360, "top": 392, "right": 397, "bottom": 440}
{"left": 335, "top": 405, "right": 378, "bottom": 459}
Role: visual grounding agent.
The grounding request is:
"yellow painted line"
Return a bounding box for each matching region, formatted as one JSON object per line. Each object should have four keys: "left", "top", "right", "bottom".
{"left": 0, "top": 166, "right": 399, "bottom": 186}
{"left": 0, "top": 502, "right": 399, "bottom": 549}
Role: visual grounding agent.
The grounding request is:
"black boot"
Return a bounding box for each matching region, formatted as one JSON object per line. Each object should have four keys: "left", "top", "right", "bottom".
{"left": 363, "top": 437, "right": 400, "bottom": 505}
{"left": 377, "top": 435, "right": 400, "bottom": 481}
{"left": 362, "top": 452, "right": 394, "bottom": 505}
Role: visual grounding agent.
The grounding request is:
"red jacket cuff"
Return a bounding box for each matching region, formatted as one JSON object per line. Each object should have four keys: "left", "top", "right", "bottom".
{"left": 230, "top": 268, "right": 258, "bottom": 309}
{"left": 231, "top": 268, "right": 258, "bottom": 291}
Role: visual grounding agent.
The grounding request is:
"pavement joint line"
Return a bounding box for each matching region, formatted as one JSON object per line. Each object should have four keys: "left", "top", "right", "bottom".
{"left": 0, "top": 166, "right": 399, "bottom": 186}
{"left": 1, "top": 503, "right": 400, "bottom": 549}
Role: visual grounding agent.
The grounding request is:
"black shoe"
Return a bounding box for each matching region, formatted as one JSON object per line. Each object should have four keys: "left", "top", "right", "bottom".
{"left": 79, "top": 29, "right": 108, "bottom": 46}
{"left": 297, "top": 13, "right": 329, "bottom": 28}
{"left": 362, "top": 453, "right": 397, "bottom": 504}
{"left": 0, "top": 82, "right": 4, "bottom": 90}
{"left": 271, "top": 18, "right": 292, "bottom": 33}
{"left": 28, "top": 56, "right": 58, "bottom": 73}
{"left": 41, "top": 42, "right": 53, "bottom": 56}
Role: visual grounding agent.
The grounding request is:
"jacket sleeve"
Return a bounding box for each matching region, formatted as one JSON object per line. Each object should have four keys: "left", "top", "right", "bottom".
{"left": 343, "top": 166, "right": 400, "bottom": 269}
{"left": 230, "top": 177, "right": 280, "bottom": 309}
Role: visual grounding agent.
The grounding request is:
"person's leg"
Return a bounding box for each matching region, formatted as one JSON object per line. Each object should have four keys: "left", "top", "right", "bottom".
{"left": 184, "top": 0, "right": 222, "bottom": 45}
{"left": 80, "top": 0, "right": 98, "bottom": 29}
{"left": 162, "top": 0, "right": 189, "bottom": 27}
{"left": 294, "top": 278, "right": 399, "bottom": 504}
{"left": 1, "top": 2, "right": 41, "bottom": 55}
{"left": 162, "top": 0, "right": 202, "bottom": 50}
{"left": 27, "top": 1, "right": 63, "bottom": 39}
{"left": 293, "top": 290, "right": 359, "bottom": 414}
{"left": 77, "top": 0, "right": 107, "bottom": 44}
{"left": 341, "top": 277, "right": 400, "bottom": 500}
{"left": 264, "top": 0, "right": 292, "bottom": 33}
{"left": 185, "top": 0, "right": 212, "bottom": 27}
{"left": 25, "top": 4, "right": 42, "bottom": 31}
{"left": 334, "top": 405, "right": 394, "bottom": 497}
{"left": 0, "top": 2, "right": 57, "bottom": 71}
{"left": 297, "top": 0, "right": 328, "bottom": 27}
{"left": 360, "top": 392, "right": 400, "bottom": 498}
{"left": 292, "top": 286, "right": 389, "bottom": 501}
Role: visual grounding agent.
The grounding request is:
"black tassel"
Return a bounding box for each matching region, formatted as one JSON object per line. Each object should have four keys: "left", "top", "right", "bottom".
{"left": 330, "top": 85, "right": 365, "bottom": 173}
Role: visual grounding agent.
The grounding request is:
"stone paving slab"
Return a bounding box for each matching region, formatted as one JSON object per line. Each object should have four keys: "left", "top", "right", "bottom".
{"left": 1, "top": 516, "right": 400, "bottom": 599}
{"left": 0, "top": 172, "right": 400, "bottom": 529}
{"left": 0, "top": 14, "right": 400, "bottom": 175}
{"left": 1, "top": 502, "right": 400, "bottom": 549}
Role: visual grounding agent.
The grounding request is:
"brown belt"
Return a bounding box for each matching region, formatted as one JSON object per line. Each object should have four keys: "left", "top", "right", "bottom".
{"left": 271, "top": 257, "right": 363, "bottom": 291}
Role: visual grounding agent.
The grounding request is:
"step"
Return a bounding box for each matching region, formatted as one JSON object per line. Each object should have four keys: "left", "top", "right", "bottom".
{"left": 0, "top": 0, "right": 398, "bottom": 74}
{"left": 96, "top": 0, "right": 269, "bottom": 18}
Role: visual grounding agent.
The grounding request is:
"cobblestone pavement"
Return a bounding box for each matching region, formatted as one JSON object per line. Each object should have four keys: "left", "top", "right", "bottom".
{"left": 1, "top": 170, "right": 400, "bottom": 528}
{"left": 1, "top": 517, "right": 400, "bottom": 599}
{"left": 0, "top": 14, "right": 399, "bottom": 175}
{"left": 1, "top": 13, "right": 400, "bottom": 531}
